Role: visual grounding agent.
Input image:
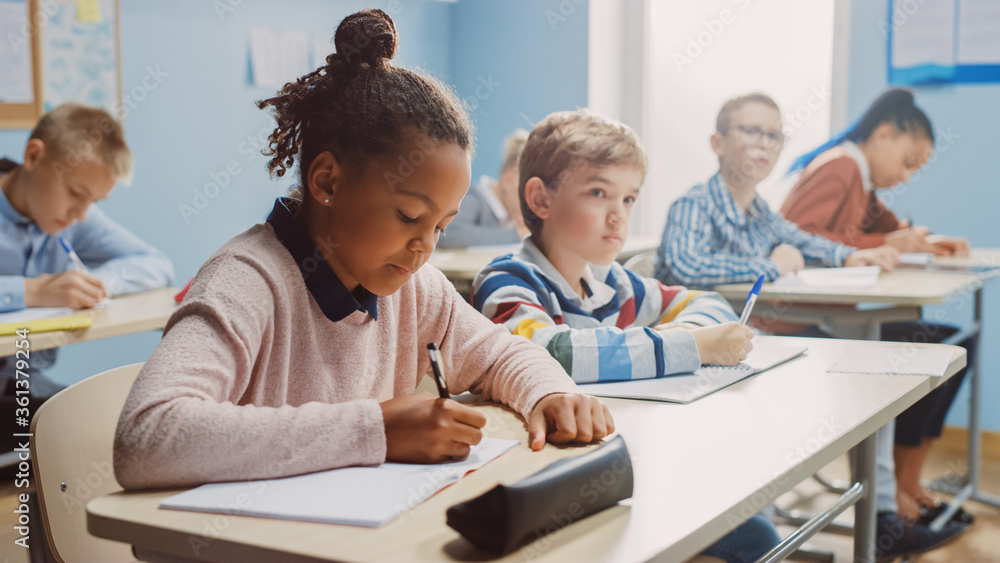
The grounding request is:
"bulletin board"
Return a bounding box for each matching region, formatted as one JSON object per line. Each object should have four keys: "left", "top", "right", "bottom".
{"left": 0, "top": 0, "right": 44, "bottom": 128}
{"left": 887, "top": 0, "right": 1000, "bottom": 85}
{"left": 0, "top": 0, "right": 122, "bottom": 130}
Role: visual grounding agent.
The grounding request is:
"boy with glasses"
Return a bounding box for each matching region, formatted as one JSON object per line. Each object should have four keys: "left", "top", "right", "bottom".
{"left": 654, "top": 92, "right": 896, "bottom": 287}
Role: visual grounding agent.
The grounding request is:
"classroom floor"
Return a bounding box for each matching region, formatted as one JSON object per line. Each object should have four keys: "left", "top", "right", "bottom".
{"left": 1, "top": 429, "right": 997, "bottom": 563}
{"left": 783, "top": 427, "right": 1000, "bottom": 563}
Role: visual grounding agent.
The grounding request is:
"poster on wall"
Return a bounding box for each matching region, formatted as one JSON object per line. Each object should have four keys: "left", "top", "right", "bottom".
{"left": 42, "top": 0, "right": 122, "bottom": 115}
{"left": 888, "top": 0, "right": 1000, "bottom": 85}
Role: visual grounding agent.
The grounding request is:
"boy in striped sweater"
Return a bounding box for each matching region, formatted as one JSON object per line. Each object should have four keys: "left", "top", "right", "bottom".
{"left": 472, "top": 109, "right": 779, "bottom": 563}
{"left": 472, "top": 109, "right": 752, "bottom": 383}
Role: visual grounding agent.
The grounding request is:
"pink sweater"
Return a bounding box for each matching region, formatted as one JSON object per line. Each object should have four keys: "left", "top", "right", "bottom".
{"left": 114, "top": 223, "right": 580, "bottom": 490}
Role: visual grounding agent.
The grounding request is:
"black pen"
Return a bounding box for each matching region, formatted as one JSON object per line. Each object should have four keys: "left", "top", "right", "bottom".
{"left": 426, "top": 343, "right": 450, "bottom": 399}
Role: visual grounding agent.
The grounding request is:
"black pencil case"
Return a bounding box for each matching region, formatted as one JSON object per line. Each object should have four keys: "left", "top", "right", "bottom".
{"left": 445, "top": 435, "right": 633, "bottom": 554}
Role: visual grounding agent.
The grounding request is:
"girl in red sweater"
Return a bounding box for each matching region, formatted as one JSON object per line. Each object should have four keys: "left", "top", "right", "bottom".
{"left": 782, "top": 89, "right": 973, "bottom": 526}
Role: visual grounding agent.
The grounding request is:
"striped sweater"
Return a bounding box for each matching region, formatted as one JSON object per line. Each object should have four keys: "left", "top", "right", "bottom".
{"left": 472, "top": 237, "right": 738, "bottom": 383}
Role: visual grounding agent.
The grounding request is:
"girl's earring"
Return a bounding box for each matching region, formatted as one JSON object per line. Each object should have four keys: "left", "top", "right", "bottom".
{"left": 324, "top": 198, "right": 330, "bottom": 204}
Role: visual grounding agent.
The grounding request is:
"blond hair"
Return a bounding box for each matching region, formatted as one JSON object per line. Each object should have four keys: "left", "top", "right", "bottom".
{"left": 500, "top": 129, "right": 529, "bottom": 174}
{"left": 519, "top": 109, "right": 647, "bottom": 237}
{"left": 715, "top": 92, "right": 780, "bottom": 133}
{"left": 29, "top": 103, "right": 133, "bottom": 184}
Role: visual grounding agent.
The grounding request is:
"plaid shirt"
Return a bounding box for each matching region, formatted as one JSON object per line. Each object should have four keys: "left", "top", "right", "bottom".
{"left": 472, "top": 237, "right": 737, "bottom": 383}
{"left": 655, "top": 172, "right": 855, "bottom": 288}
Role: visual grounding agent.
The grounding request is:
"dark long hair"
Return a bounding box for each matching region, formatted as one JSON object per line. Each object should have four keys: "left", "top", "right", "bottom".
{"left": 788, "top": 88, "right": 933, "bottom": 174}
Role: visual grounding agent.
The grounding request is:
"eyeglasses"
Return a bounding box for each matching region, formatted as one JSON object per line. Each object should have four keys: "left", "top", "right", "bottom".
{"left": 723, "top": 125, "right": 785, "bottom": 150}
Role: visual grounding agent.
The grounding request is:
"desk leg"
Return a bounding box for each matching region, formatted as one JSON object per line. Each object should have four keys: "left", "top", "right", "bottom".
{"left": 852, "top": 433, "right": 878, "bottom": 562}
{"left": 969, "top": 289, "right": 1000, "bottom": 509}
{"left": 929, "top": 288, "right": 1000, "bottom": 516}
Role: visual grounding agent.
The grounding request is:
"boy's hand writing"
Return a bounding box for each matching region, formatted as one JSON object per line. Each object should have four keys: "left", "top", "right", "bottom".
{"left": 527, "top": 393, "right": 614, "bottom": 451}
{"left": 24, "top": 271, "right": 107, "bottom": 309}
{"left": 770, "top": 244, "right": 804, "bottom": 276}
{"left": 380, "top": 392, "right": 486, "bottom": 463}
{"left": 690, "top": 322, "right": 754, "bottom": 365}
{"left": 844, "top": 246, "right": 899, "bottom": 271}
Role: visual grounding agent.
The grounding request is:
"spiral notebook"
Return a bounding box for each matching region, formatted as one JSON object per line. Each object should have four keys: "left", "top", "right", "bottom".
{"left": 577, "top": 345, "right": 807, "bottom": 404}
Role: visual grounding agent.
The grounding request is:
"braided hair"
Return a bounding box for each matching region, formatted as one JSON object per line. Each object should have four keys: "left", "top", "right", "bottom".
{"left": 257, "top": 9, "right": 474, "bottom": 195}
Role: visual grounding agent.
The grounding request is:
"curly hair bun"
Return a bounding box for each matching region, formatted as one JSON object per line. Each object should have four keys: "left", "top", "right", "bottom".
{"left": 334, "top": 9, "right": 397, "bottom": 69}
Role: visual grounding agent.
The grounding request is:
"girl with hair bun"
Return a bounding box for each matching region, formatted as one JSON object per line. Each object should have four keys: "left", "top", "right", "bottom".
{"left": 114, "top": 9, "right": 612, "bottom": 491}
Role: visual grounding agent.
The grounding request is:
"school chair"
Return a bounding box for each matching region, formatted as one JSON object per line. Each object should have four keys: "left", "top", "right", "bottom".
{"left": 30, "top": 363, "right": 143, "bottom": 562}
{"left": 622, "top": 250, "right": 657, "bottom": 278}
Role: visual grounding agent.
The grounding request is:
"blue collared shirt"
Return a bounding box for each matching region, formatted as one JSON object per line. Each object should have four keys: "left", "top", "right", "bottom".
{"left": 265, "top": 197, "right": 378, "bottom": 322}
{"left": 655, "top": 171, "right": 855, "bottom": 288}
{"left": 0, "top": 159, "right": 175, "bottom": 312}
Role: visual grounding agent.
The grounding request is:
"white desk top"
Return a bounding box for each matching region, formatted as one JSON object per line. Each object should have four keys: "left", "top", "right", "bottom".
{"left": 0, "top": 288, "right": 177, "bottom": 356}
{"left": 87, "top": 336, "right": 965, "bottom": 562}
{"left": 715, "top": 268, "right": 988, "bottom": 306}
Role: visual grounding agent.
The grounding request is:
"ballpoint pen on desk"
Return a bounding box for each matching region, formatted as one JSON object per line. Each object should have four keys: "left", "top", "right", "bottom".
{"left": 738, "top": 274, "right": 765, "bottom": 325}
{"left": 426, "top": 343, "right": 451, "bottom": 399}
{"left": 58, "top": 236, "right": 88, "bottom": 272}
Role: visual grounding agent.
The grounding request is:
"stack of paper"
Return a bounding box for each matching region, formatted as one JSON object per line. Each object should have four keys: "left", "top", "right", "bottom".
{"left": 773, "top": 266, "right": 880, "bottom": 288}
{"left": 827, "top": 346, "right": 953, "bottom": 376}
{"left": 161, "top": 437, "right": 519, "bottom": 527}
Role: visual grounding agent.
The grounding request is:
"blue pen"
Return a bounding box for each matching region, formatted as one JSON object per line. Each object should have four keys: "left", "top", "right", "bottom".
{"left": 738, "top": 274, "right": 765, "bottom": 325}
{"left": 58, "top": 236, "right": 88, "bottom": 272}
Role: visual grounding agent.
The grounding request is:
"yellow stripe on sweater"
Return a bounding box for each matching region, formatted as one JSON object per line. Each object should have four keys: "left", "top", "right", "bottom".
{"left": 512, "top": 318, "right": 550, "bottom": 340}
{"left": 660, "top": 290, "right": 705, "bottom": 323}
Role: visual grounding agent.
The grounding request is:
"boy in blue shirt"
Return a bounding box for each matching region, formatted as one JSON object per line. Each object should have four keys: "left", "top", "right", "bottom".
{"left": 656, "top": 93, "right": 896, "bottom": 288}
{"left": 0, "top": 103, "right": 173, "bottom": 432}
{"left": 473, "top": 109, "right": 777, "bottom": 563}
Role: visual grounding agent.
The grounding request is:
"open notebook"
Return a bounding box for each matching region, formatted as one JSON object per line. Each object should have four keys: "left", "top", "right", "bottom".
{"left": 578, "top": 345, "right": 807, "bottom": 404}
{"left": 160, "top": 437, "right": 519, "bottom": 527}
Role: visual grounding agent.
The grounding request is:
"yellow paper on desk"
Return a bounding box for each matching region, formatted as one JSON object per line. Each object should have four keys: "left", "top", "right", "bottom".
{"left": 0, "top": 316, "right": 92, "bottom": 336}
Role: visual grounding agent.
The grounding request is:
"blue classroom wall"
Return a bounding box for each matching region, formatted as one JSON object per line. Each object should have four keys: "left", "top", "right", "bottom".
{"left": 848, "top": 1, "right": 1000, "bottom": 432}
{"left": 2, "top": 0, "right": 456, "bottom": 388}
{"left": 451, "top": 0, "right": 589, "bottom": 181}
{"left": 4, "top": 0, "right": 590, "bottom": 391}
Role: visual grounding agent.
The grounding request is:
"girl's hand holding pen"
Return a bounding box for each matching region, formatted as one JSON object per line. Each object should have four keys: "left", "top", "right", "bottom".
{"left": 380, "top": 393, "right": 486, "bottom": 463}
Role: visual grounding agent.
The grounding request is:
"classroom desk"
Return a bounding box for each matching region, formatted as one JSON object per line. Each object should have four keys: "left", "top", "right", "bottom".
{"left": 0, "top": 288, "right": 178, "bottom": 357}
{"left": 715, "top": 253, "right": 1000, "bottom": 525}
{"left": 430, "top": 235, "right": 660, "bottom": 290}
{"left": 87, "top": 336, "right": 965, "bottom": 563}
